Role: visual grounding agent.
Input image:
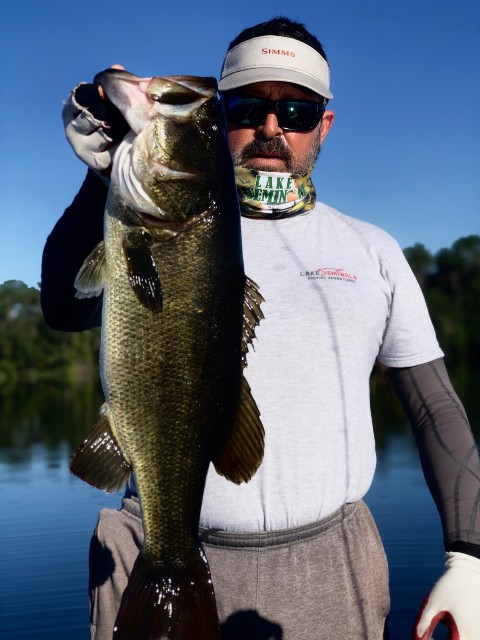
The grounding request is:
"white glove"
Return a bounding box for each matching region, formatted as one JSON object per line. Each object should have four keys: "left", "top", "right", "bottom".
{"left": 413, "top": 552, "right": 480, "bottom": 640}
{"left": 62, "top": 82, "right": 119, "bottom": 178}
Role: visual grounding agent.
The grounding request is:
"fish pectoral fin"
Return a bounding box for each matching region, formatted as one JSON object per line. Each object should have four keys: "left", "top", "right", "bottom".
{"left": 74, "top": 241, "right": 106, "bottom": 298}
{"left": 241, "top": 276, "right": 264, "bottom": 362}
{"left": 122, "top": 227, "right": 163, "bottom": 313}
{"left": 70, "top": 405, "right": 132, "bottom": 492}
{"left": 213, "top": 375, "right": 265, "bottom": 485}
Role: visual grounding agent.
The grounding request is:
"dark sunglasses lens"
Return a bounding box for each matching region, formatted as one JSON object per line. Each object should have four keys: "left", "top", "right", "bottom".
{"left": 224, "top": 96, "right": 322, "bottom": 131}
{"left": 278, "top": 101, "right": 320, "bottom": 131}
{"left": 226, "top": 97, "right": 266, "bottom": 126}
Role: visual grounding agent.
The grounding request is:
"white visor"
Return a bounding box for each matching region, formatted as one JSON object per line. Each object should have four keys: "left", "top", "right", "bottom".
{"left": 218, "top": 35, "right": 333, "bottom": 100}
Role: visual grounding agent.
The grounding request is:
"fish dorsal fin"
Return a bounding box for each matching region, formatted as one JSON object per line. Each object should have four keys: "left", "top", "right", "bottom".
{"left": 70, "top": 404, "right": 132, "bottom": 492}
{"left": 213, "top": 375, "right": 265, "bottom": 485}
{"left": 122, "top": 227, "right": 163, "bottom": 313}
{"left": 74, "top": 240, "right": 106, "bottom": 298}
{"left": 242, "top": 276, "right": 264, "bottom": 362}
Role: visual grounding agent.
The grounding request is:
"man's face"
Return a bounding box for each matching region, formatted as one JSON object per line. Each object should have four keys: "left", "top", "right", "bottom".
{"left": 225, "top": 81, "right": 334, "bottom": 174}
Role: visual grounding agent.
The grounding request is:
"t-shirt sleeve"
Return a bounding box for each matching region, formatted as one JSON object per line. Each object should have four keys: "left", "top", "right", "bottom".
{"left": 377, "top": 239, "right": 444, "bottom": 367}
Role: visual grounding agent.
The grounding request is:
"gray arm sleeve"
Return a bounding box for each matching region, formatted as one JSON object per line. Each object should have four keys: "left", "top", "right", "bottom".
{"left": 387, "top": 358, "right": 480, "bottom": 557}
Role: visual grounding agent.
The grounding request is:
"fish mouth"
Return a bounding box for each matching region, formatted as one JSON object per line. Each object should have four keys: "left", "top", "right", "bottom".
{"left": 94, "top": 68, "right": 218, "bottom": 133}
{"left": 99, "top": 69, "right": 219, "bottom": 223}
{"left": 94, "top": 68, "right": 217, "bottom": 97}
{"left": 111, "top": 130, "right": 199, "bottom": 222}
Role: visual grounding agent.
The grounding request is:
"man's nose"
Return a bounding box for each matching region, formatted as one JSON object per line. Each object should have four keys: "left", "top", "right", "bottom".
{"left": 256, "top": 111, "right": 283, "bottom": 139}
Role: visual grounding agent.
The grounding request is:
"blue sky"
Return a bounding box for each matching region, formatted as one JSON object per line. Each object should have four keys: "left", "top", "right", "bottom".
{"left": 0, "top": 0, "right": 478, "bottom": 289}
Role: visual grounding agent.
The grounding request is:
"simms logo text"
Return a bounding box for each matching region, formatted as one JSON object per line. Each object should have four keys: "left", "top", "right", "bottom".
{"left": 261, "top": 48, "right": 296, "bottom": 57}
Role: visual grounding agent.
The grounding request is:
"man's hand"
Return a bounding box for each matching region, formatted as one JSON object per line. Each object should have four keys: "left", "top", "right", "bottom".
{"left": 61, "top": 64, "right": 129, "bottom": 179}
{"left": 413, "top": 552, "right": 480, "bottom": 639}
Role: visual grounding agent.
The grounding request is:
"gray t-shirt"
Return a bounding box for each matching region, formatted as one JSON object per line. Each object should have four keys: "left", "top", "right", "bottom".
{"left": 200, "top": 202, "right": 443, "bottom": 532}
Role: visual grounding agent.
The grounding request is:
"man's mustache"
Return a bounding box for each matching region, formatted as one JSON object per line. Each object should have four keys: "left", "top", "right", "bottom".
{"left": 240, "top": 138, "right": 293, "bottom": 164}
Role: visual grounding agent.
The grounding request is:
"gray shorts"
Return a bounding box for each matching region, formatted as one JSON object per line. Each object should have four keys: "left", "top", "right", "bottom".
{"left": 89, "top": 498, "right": 390, "bottom": 639}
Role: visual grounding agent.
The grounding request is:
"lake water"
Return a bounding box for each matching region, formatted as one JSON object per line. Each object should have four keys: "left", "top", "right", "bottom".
{"left": 1, "top": 381, "right": 478, "bottom": 640}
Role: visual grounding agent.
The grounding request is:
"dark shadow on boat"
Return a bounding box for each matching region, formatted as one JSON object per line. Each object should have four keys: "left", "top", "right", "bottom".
{"left": 221, "top": 609, "right": 283, "bottom": 639}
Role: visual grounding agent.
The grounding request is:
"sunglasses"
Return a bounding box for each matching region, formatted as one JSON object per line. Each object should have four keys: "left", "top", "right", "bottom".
{"left": 221, "top": 94, "right": 326, "bottom": 132}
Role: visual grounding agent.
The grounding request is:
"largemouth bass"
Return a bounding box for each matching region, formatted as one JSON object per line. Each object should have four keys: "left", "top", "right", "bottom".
{"left": 70, "top": 69, "right": 264, "bottom": 640}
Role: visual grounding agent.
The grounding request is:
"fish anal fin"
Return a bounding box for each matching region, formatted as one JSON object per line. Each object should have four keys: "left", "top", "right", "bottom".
{"left": 113, "top": 549, "right": 220, "bottom": 640}
{"left": 70, "top": 405, "right": 131, "bottom": 492}
{"left": 242, "top": 276, "right": 264, "bottom": 362}
{"left": 213, "top": 375, "right": 265, "bottom": 485}
{"left": 74, "top": 240, "right": 106, "bottom": 298}
{"left": 123, "top": 228, "right": 163, "bottom": 313}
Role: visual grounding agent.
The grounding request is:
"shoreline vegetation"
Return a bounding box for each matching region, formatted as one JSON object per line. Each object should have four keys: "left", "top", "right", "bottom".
{"left": 0, "top": 281, "right": 100, "bottom": 393}
{"left": 1, "top": 235, "right": 479, "bottom": 429}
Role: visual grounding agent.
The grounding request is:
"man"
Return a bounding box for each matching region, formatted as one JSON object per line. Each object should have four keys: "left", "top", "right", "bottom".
{"left": 42, "top": 16, "right": 480, "bottom": 640}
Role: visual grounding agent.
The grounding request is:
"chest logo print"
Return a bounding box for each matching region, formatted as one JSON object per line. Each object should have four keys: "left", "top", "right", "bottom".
{"left": 300, "top": 267, "right": 358, "bottom": 282}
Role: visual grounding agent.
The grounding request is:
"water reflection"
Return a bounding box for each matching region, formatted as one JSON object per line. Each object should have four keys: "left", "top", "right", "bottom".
{"left": 2, "top": 365, "right": 476, "bottom": 454}
{"left": 0, "top": 383, "right": 104, "bottom": 451}
{"left": 0, "top": 368, "right": 477, "bottom": 640}
{"left": 0, "top": 383, "right": 120, "bottom": 640}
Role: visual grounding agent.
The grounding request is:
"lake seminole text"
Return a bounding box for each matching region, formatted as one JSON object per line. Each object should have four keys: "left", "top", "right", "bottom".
{"left": 300, "top": 268, "right": 358, "bottom": 281}
{"left": 246, "top": 175, "right": 307, "bottom": 204}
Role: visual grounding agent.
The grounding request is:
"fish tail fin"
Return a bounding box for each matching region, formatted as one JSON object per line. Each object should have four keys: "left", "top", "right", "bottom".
{"left": 113, "top": 548, "right": 220, "bottom": 640}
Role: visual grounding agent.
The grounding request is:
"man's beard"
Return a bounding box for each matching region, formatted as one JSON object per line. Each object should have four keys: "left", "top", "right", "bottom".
{"left": 231, "top": 134, "right": 321, "bottom": 174}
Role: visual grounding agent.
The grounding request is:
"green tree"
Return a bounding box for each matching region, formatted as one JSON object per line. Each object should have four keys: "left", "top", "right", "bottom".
{"left": 405, "top": 236, "right": 480, "bottom": 368}
{"left": 0, "top": 280, "right": 100, "bottom": 393}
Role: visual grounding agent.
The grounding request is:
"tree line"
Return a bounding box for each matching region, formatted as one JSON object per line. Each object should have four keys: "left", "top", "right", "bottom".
{"left": 0, "top": 280, "right": 100, "bottom": 393}
{"left": 0, "top": 235, "right": 478, "bottom": 396}
{"left": 403, "top": 235, "right": 479, "bottom": 371}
